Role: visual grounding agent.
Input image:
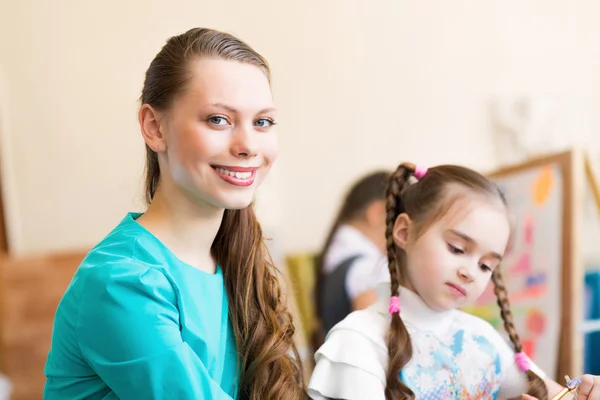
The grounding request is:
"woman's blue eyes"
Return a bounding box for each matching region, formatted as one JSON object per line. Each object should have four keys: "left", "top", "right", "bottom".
{"left": 207, "top": 116, "right": 276, "bottom": 128}
{"left": 254, "top": 118, "right": 275, "bottom": 127}
{"left": 208, "top": 116, "right": 228, "bottom": 126}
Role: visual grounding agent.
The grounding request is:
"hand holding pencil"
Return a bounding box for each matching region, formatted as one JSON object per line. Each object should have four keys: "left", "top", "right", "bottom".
{"left": 522, "top": 375, "right": 600, "bottom": 400}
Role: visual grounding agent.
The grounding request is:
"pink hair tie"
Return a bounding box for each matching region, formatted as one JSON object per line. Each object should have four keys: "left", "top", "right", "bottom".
{"left": 414, "top": 164, "right": 428, "bottom": 180}
{"left": 388, "top": 296, "right": 401, "bottom": 315}
{"left": 514, "top": 352, "right": 531, "bottom": 372}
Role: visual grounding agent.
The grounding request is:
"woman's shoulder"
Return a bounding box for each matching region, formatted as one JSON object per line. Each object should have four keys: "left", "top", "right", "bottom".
{"left": 82, "top": 213, "right": 166, "bottom": 267}
{"left": 73, "top": 212, "right": 172, "bottom": 280}
{"left": 65, "top": 213, "right": 177, "bottom": 304}
{"left": 69, "top": 212, "right": 221, "bottom": 307}
{"left": 51, "top": 252, "right": 176, "bottom": 353}
{"left": 59, "top": 258, "right": 174, "bottom": 324}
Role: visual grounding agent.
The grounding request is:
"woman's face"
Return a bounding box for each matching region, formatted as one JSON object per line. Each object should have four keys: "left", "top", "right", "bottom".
{"left": 148, "top": 57, "right": 278, "bottom": 210}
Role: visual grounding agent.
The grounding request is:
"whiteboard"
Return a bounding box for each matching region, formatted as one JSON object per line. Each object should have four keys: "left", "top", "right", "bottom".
{"left": 463, "top": 163, "right": 563, "bottom": 378}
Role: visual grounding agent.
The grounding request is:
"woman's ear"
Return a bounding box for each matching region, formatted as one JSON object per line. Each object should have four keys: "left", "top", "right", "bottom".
{"left": 392, "top": 213, "right": 412, "bottom": 249}
{"left": 139, "top": 104, "right": 167, "bottom": 152}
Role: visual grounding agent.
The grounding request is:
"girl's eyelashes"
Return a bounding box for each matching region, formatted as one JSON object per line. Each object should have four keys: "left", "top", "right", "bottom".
{"left": 448, "top": 242, "right": 496, "bottom": 272}
{"left": 479, "top": 263, "right": 492, "bottom": 272}
{"left": 447, "top": 243, "right": 464, "bottom": 255}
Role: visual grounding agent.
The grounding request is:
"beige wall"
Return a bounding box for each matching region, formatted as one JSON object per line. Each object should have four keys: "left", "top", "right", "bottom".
{"left": 1, "top": 1, "right": 599, "bottom": 256}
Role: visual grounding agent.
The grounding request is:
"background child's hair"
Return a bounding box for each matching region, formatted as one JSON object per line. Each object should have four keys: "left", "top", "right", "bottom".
{"left": 383, "top": 162, "right": 548, "bottom": 400}
{"left": 313, "top": 170, "right": 390, "bottom": 348}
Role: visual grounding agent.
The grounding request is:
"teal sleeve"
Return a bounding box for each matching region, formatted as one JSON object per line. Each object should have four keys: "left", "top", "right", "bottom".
{"left": 77, "top": 264, "right": 235, "bottom": 400}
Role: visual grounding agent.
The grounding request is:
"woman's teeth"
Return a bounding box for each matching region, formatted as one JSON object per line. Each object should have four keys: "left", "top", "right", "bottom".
{"left": 215, "top": 167, "right": 252, "bottom": 179}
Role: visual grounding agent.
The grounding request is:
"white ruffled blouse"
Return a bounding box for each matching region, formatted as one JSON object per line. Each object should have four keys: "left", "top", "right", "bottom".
{"left": 308, "top": 284, "right": 546, "bottom": 400}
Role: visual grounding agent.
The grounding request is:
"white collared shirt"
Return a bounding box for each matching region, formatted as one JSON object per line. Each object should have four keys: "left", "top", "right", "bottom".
{"left": 323, "top": 225, "right": 388, "bottom": 299}
{"left": 308, "top": 283, "right": 546, "bottom": 400}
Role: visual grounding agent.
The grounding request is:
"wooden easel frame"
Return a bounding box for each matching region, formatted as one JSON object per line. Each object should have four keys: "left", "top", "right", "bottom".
{"left": 487, "top": 148, "right": 600, "bottom": 380}
{"left": 0, "top": 77, "right": 8, "bottom": 374}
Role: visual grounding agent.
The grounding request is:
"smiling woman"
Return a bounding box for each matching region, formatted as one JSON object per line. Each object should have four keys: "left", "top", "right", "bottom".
{"left": 42, "top": 28, "right": 305, "bottom": 400}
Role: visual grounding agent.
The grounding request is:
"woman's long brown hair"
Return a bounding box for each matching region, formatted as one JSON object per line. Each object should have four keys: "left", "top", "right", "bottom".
{"left": 383, "top": 162, "right": 547, "bottom": 399}
{"left": 141, "top": 28, "right": 305, "bottom": 399}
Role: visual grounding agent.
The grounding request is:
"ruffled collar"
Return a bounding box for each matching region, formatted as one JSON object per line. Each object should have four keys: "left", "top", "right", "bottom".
{"left": 373, "top": 282, "right": 456, "bottom": 333}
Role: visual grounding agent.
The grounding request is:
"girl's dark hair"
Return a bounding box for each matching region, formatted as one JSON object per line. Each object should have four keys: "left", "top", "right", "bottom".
{"left": 312, "top": 170, "right": 390, "bottom": 348}
{"left": 383, "top": 162, "right": 547, "bottom": 400}
{"left": 141, "top": 27, "right": 305, "bottom": 399}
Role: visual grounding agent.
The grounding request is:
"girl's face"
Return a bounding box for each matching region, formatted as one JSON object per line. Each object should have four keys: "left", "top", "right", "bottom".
{"left": 143, "top": 58, "right": 278, "bottom": 210}
{"left": 393, "top": 197, "right": 510, "bottom": 312}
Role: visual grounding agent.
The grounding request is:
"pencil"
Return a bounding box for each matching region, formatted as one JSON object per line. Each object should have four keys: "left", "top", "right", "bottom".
{"left": 550, "top": 387, "right": 573, "bottom": 400}
{"left": 550, "top": 376, "right": 581, "bottom": 400}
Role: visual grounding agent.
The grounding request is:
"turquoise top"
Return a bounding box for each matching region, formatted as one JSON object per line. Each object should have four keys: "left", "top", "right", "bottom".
{"left": 44, "top": 213, "right": 239, "bottom": 399}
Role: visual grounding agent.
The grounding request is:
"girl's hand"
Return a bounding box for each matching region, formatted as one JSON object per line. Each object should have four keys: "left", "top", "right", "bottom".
{"left": 578, "top": 375, "right": 600, "bottom": 399}
{"left": 521, "top": 375, "right": 600, "bottom": 399}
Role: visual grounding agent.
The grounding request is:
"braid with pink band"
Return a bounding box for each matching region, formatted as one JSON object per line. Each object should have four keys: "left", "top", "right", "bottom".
{"left": 514, "top": 351, "right": 531, "bottom": 372}
{"left": 414, "top": 164, "right": 428, "bottom": 180}
{"left": 388, "top": 296, "right": 401, "bottom": 315}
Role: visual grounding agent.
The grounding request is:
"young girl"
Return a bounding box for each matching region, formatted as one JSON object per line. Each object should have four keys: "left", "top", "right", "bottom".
{"left": 314, "top": 170, "right": 390, "bottom": 345}
{"left": 308, "top": 162, "right": 600, "bottom": 399}
{"left": 44, "top": 28, "right": 305, "bottom": 399}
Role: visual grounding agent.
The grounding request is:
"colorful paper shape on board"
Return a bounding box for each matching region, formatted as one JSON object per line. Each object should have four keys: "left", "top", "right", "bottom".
{"left": 509, "top": 252, "right": 531, "bottom": 274}
{"left": 524, "top": 213, "right": 534, "bottom": 245}
{"left": 532, "top": 166, "right": 554, "bottom": 206}
{"left": 526, "top": 309, "right": 546, "bottom": 336}
{"left": 526, "top": 272, "right": 546, "bottom": 287}
{"left": 522, "top": 338, "right": 535, "bottom": 359}
{"left": 509, "top": 284, "right": 547, "bottom": 304}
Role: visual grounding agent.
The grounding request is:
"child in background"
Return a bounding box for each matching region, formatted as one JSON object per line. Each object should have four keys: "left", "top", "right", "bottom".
{"left": 314, "top": 171, "right": 390, "bottom": 346}
{"left": 308, "top": 162, "right": 600, "bottom": 399}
